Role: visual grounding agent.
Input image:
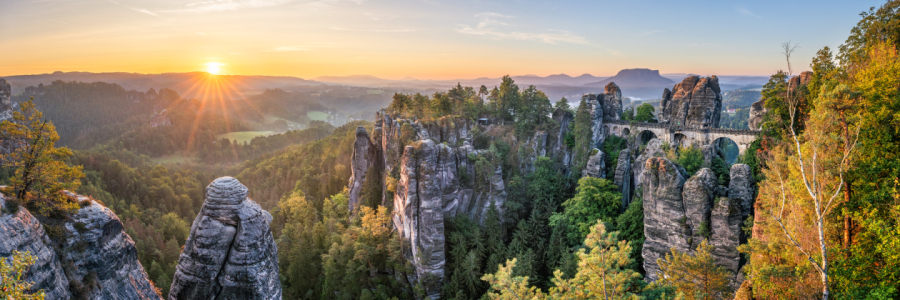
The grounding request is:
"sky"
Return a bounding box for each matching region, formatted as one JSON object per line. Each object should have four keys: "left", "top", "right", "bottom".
{"left": 0, "top": 0, "right": 887, "bottom": 79}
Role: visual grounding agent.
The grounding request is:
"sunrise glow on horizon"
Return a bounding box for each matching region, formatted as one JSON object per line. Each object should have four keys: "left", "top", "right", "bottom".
{"left": 0, "top": 0, "right": 886, "bottom": 79}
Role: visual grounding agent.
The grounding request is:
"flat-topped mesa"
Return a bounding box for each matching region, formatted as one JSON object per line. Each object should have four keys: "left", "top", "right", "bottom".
{"left": 659, "top": 76, "right": 723, "bottom": 129}
{"left": 169, "top": 177, "right": 281, "bottom": 300}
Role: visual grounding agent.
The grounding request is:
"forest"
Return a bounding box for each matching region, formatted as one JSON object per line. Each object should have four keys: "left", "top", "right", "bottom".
{"left": 1, "top": 1, "right": 899, "bottom": 299}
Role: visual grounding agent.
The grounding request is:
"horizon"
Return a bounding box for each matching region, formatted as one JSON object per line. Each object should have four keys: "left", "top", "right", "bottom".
{"left": 1, "top": 0, "right": 884, "bottom": 79}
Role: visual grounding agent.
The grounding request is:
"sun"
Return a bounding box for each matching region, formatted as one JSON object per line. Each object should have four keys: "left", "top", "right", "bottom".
{"left": 206, "top": 62, "right": 223, "bottom": 75}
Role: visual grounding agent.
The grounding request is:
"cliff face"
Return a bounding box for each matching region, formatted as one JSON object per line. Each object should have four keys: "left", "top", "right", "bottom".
{"left": 0, "top": 193, "right": 161, "bottom": 300}
{"left": 0, "top": 195, "right": 69, "bottom": 299}
{"left": 659, "top": 76, "right": 723, "bottom": 128}
{"left": 169, "top": 177, "right": 281, "bottom": 300}
{"left": 640, "top": 158, "right": 752, "bottom": 285}
{"left": 60, "top": 192, "right": 162, "bottom": 300}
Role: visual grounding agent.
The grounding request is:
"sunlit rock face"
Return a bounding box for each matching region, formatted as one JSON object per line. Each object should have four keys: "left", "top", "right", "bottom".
{"left": 1, "top": 192, "right": 161, "bottom": 300}
{"left": 659, "top": 76, "right": 723, "bottom": 129}
{"left": 168, "top": 177, "right": 281, "bottom": 300}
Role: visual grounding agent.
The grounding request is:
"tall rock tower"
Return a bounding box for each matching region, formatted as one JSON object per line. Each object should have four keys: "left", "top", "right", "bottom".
{"left": 169, "top": 177, "right": 281, "bottom": 300}
{"left": 659, "top": 76, "right": 723, "bottom": 129}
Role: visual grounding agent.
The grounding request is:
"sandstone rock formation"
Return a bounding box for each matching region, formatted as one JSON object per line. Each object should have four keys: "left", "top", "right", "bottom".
{"left": 0, "top": 195, "right": 69, "bottom": 299}
{"left": 748, "top": 71, "right": 812, "bottom": 130}
{"left": 728, "top": 164, "right": 755, "bottom": 228}
{"left": 748, "top": 99, "right": 766, "bottom": 131}
{"left": 582, "top": 149, "right": 605, "bottom": 178}
{"left": 613, "top": 149, "right": 632, "bottom": 207}
{"left": 60, "top": 192, "right": 162, "bottom": 300}
{"left": 585, "top": 82, "right": 623, "bottom": 149}
{"left": 659, "top": 76, "right": 723, "bottom": 129}
{"left": 632, "top": 138, "right": 665, "bottom": 192}
{"left": 1, "top": 192, "right": 161, "bottom": 300}
{"left": 641, "top": 158, "right": 750, "bottom": 286}
{"left": 641, "top": 157, "right": 689, "bottom": 281}
{"left": 169, "top": 177, "right": 281, "bottom": 300}
{"left": 348, "top": 126, "right": 383, "bottom": 212}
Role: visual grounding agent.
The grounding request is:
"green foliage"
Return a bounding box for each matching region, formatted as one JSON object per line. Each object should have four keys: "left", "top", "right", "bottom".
{"left": 655, "top": 240, "right": 733, "bottom": 300}
{"left": 0, "top": 250, "right": 45, "bottom": 300}
{"left": 838, "top": 0, "right": 900, "bottom": 66}
{"left": 276, "top": 190, "right": 410, "bottom": 300}
{"left": 622, "top": 106, "right": 635, "bottom": 121}
{"left": 723, "top": 90, "right": 761, "bottom": 109}
{"left": 634, "top": 103, "right": 656, "bottom": 123}
{"left": 667, "top": 145, "right": 703, "bottom": 176}
{"left": 0, "top": 99, "right": 84, "bottom": 217}
{"left": 603, "top": 135, "right": 629, "bottom": 179}
{"left": 616, "top": 195, "right": 645, "bottom": 274}
{"left": 569, "top": 98, "right": 594, "bottom": 177}
{"left": 482, "top": 223, "right": 643, "bottom": 299}
{"left": 550, "top": 177, "right": 621, "bottom": 246}
{"left": 709, "top": 156, "right": 731, "bottom": 186}
{"left": 718, "top": 108, "right": 750, "bottom": 129}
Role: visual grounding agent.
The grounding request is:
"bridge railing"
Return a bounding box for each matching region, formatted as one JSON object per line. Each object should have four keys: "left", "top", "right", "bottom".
{"left": 602, "top": 118, "right": 760, "bottom": 136}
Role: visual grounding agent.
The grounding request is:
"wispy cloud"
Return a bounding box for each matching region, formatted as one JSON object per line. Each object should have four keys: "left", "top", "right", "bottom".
{"left": 109, "top": 1, "right": 157, "bottom": 16}
{"left": 640, "top": 29, "right": 667, "bottom": 36}
{"left": 736, "top": 7, "right": 761, "bottom": 18}
{"left": 269, "top": 46, "right": 308, "bottom": 51}
{"left": 163, "top": 0, "right": 364, "bottom": 14}
{"left": 330, "top": 27, "right": 416, "bottom": 33}
{"left": 456, "top": 12, "right": 588, "bottom": 45}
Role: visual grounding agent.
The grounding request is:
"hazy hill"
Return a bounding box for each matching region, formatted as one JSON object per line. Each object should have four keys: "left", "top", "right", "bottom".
{"left": 4, "top": 71, "right": 321, "bottom": 100}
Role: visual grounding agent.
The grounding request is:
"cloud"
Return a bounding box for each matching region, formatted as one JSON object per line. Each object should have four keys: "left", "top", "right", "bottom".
{"left": 640, "top": 29, "right": 667, "bottom": 36}
{"left": 162, "top": 0, "right": 365, "bottom": 14}
{"left": 270, "top": 46, "right": 309, "bottom": 51}
{"left": 134, "top": 8, "right": 158, "bottom": 16}
{"left": 456, "top": 13, "right": 588, "bottom": 45}
{"left": 736, "top": 7, "right": 761, "bottom": 18}
{"left": 109, "top": 1, "right": 158, "bottom": 16}
{"left": 330, "top": 27, "right": 416, "bottom": 32}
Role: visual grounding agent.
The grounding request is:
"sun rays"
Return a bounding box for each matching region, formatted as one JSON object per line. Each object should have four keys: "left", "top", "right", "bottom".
{"left": 173, "top": 71, "right": 266, "bottom": 152}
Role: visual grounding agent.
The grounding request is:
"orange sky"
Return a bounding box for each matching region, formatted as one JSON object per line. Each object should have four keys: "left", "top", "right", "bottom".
{"left": 0, "top": 0, "right": 880, "bottom": 80}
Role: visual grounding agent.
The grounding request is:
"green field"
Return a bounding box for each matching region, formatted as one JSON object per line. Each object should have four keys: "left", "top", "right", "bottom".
{"left": 307, "top": 111, "right": 330, "bottom": 121}
{"left": 216, "top": 131, "right": 276, "bottom": 143}
{"left": 151, "top": 153, "right": 193, "bottom": 165}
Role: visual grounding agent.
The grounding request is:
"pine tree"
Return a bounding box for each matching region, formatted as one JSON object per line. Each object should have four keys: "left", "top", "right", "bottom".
{"left": 0, "top": 99, "right": 84, "bottom": 216}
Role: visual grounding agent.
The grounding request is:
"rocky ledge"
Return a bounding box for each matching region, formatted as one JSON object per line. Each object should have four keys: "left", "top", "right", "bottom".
{"left": 0, "top": 192, "right": 161, "bottom": 300}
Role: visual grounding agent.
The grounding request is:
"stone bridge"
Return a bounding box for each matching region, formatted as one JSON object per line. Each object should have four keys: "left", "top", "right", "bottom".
{"left": 603, "top": 119, "right": 760, "bottom": 155}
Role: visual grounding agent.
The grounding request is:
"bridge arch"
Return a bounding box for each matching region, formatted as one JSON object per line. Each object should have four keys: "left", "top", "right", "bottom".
{"left": 712, "top": 137, "right": 740, "bottom": 164}
{"left": 622, "top": 128, "right": 630, "bottom": 136}
{"left": 638, "top": 130, "right": 657, "bottom": 145}
{"left": 673, "top": 133, "right": 688, "bottom": 148}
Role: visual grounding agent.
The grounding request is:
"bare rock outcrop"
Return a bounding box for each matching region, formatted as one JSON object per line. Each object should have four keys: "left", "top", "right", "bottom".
{"left": 0, "top": 195, "right": 69, "bottom": 299}
{"left": 582, "top": 149, "right": 606, "bottom": 178}
{"left": 613, "top": 149, "right": 632, "bottom": 207}
{"left": 659, "top": 76, "right": 723, "bottom": 129}
{"left": 169, "top": 177, "right": 281, "bottom": 300}
{"left": 348, "top": 126, "right": 383, "bottom": 212}
{"left": 1, "top": 192, "right": 161, "bottom": 300}
{"left": 641, "top": 160, "right": 750, "bottom": 287}
{"left": 150, "top": 109, "right": 172, "bottom": 127}
{"left": 60, "top": 192, "right": 162, "bottom": 300}
{"left": 728, "top": 164, "right": 755, "bottom": 227}
{"left": 641, "top": 158, "right": 690, "bottom": 281}
{"left": 633, "top": 138, "right": 666, "bottom": 192}
{"left": 393, "top": 140, "right": 447, "bottom": 299}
